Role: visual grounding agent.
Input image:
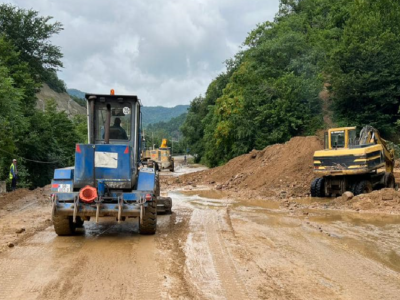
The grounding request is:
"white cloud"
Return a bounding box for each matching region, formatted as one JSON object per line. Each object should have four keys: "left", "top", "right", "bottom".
{"left": 8, "top": 0, "right": 279, "bottom": 106}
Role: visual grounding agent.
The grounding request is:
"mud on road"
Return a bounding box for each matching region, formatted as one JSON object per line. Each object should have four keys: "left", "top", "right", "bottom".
{"left": 0, "top": 165, "right": 399, "bottom": 299}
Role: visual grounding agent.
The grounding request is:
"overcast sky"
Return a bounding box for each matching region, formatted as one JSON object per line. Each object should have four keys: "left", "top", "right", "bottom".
{"left": 9, "top": 0, "right": 279, "bottom": 106}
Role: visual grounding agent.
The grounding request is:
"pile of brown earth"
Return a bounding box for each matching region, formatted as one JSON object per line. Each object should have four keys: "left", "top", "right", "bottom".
{"left": 331, "top": 188, "right": 400, "bottom": 214}
{"left": 174, "top": 136, "right": 323, "bottom": 198}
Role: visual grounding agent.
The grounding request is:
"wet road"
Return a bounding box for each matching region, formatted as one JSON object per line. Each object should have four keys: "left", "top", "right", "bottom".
{"left": 0, "top": 189, "right": 399, "bottom": 299}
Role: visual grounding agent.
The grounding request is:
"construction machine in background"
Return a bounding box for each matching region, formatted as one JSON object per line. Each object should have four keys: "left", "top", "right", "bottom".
{"left": 311, "top": 125, "right": 395, "bottom": 197}
{"left": 142, "top": 139, "right": 175, "bottom": 172}
{"left": 50, "top": 91, "right": 172, "bottom": 236}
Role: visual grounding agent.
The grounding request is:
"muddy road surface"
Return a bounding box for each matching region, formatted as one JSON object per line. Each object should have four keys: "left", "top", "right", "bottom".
{"left": 0, "top": 166, "right": 399, "bottom": 299}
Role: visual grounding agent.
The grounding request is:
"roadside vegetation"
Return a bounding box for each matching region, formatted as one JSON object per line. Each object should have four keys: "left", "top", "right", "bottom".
{"left": 145, "top": 113, "right": 188, "bottom": 154}
{"left": 0, "top": 4, "right": 86, "bottom": 189}
{"left": 181, "top": 0, "right": 400, "bottom": 166}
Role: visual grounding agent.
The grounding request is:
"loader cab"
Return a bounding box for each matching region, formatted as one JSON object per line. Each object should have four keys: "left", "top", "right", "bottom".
{"left": 85, "top": 93, "right": 142, "bottom": 169}
{"left": 325, "top": 127, "right": 357, "bottom": 150}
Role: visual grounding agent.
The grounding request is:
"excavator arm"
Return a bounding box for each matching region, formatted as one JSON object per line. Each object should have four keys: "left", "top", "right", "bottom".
{"left": 359, "top": 126, "right": 395, "bottom": 173}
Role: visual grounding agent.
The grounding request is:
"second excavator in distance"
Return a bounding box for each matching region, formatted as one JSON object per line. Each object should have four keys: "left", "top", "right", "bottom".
{"left": 311, "top": 125, "right": 395, "bottom": 197}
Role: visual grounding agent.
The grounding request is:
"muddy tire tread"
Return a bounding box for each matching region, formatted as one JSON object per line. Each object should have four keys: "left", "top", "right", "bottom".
{"left": 139, "top": 200, "right": 157, "bottom": 235}
{"left": 354, "top": 180, "right": 372, "bottom": 196}
{"left": 310, "top": 178, "right": 319, "bottom": 197}
{"left": 53, "top": 215, "right": 76, "bottom": 236}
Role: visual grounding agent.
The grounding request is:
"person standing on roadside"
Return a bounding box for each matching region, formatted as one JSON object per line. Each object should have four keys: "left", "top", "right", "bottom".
{"left": 9, "top": 159, "right": 18, "bottom": 191}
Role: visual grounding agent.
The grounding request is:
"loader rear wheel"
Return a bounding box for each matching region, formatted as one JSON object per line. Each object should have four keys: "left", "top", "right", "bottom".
{"left": 384, "top": 172, "right": 395, "bottom": 189}
{"left": 139, "top": 200, "right": 157, "bottom": 235}
{"left": 155, "top": 173, "right": 160, "bottom": 197}
{"left": 354, "top": 180, "right": 372, "bottom": 196}
{"left": 75, "top": 217, "right": 84, "bottom": 228}
{"left": 53, "top": 215, "right": 76, "bottom": 236}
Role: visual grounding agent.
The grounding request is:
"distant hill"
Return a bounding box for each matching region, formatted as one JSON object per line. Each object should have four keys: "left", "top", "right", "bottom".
{"left": 141, "top": 105, "right": 189, "bottom": 126}
{"left": 67, "top": 88, "right": 86, "bottom": 99}
{"left": 67, "top": 89, "right": 189, "bottom": 125}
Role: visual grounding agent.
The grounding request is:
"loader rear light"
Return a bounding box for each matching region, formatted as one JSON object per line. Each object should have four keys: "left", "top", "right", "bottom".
{"left": 79, "top": 186, "right": 98, "bottom": 203}
{"left": 76, "top": 144, "right": 81, "bottom": 153}
{"left": 145, "top": 193, "right": 152, "bottom": 201}
{"left": 124, "top": 146, "right": 129, "bottom": 154}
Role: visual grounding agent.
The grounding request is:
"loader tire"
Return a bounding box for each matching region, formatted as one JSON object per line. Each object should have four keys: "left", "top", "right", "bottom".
{"left": 139, "top": 200, "right": 157, "bottom": 235}
{"left": 315, "top": 178, "right": 325, "bottom": 197}
{"left": 155, "top": 173, "right": 160, "bottom": 197}
{"left": 53, "top": 215, "right": 76, "bottom": 236}
{"left": 354, "top": 180, "right": 372, "bottom": 196}
{"left": 75, "top": 217, "right": 84, "bottom": 228}
{"left": 384, "top": 172, "right": 395, "bottom": 189}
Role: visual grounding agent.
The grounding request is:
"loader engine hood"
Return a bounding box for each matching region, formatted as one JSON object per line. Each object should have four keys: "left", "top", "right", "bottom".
{"left": 74, "top": 144, "right": 133, "bottom": 189}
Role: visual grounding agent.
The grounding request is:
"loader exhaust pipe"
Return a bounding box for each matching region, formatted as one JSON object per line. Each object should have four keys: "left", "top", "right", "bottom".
{"left": 104, "top": 104, "right": 111, "bottom": 144}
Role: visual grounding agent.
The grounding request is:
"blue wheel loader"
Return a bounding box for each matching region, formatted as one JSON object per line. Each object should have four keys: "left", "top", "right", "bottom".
{"left": 50, "top": 92, "right": 172, "bottom": 236}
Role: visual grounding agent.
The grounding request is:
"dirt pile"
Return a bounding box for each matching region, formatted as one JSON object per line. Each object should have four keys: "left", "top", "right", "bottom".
{"left": 0, "top": 186, "right": 52, "bottom": 252}
{"left": 177, "top": 136, "right": 323, "bottom": 197}
{"left": 0, "top": 189, "right": 32, "bottom": 209}
{"left": 332, "top": 188, "right": 400, "bottom": 213}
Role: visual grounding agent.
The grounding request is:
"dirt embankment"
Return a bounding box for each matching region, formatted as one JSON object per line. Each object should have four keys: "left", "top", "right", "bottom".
{"left": 168, "top": 136, "right": 323, "bottom": 198}
{"left": 0, "top": 186, "right": 52, "bottom": 252}
{"left": 331, "top": 188, "right": 400, "bottom": 214}
{"left": 162, "top": 136, "right": 400, "bottom": 215}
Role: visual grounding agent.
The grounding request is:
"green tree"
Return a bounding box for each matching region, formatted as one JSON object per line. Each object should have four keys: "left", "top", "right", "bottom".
{"left": 329, "top": 0, "right": 400, "bottom": 137}
{"left": 0, "top": 4, "right": 63, "bottom": 83}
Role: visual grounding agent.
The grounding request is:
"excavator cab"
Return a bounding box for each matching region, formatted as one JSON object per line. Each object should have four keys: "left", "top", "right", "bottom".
{"left": 324, "top": 127, "right": 357, "bottom": 149}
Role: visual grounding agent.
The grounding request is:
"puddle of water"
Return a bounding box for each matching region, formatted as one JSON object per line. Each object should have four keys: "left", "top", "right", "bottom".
{"left": 305, "top": 209, "right": 400, "bottom": 227}
{"left": 294, "top": 197, "right": 331, "bottom": 205}
{"left": 234, "top": 199, "right": 280, "bottom": 210}
{"left": 171, "top": 189, "right": 400, "bottom": 273}
{"left": 180, "top": 190, "right": 227, "bottom": 199}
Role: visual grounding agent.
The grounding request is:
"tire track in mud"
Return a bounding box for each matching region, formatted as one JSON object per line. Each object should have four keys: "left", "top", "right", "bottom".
{"left": 39, "top": 221, "right": 164, "bottom": 300}
{"left": 156, "top": 208, "right": 195, "bottom": 299}
{"left": 186, "top": 207, "right": 251, "bottom": 300}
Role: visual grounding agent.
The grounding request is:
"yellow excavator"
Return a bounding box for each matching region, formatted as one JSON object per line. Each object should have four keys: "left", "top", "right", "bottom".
{"left": 311, "top": 125, "right": 395, "bottom": 197}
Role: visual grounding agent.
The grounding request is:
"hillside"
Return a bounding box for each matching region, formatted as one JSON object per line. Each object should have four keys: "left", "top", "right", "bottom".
{"left": 37, "top": 84, "right": 86, "bottom": 116}
{"left": 67, "top": 88, "right": 85, "bottom": 99}
{"left": 142, "top": 105, "right": 188, "bottom": 126}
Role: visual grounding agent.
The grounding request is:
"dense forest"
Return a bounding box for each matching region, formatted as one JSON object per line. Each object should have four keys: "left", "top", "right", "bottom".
{"left": 181, "top": 0, "right": 400, "bottom": 166}
{"left": 0, "top": 4, "right": 86, "bottom": 189}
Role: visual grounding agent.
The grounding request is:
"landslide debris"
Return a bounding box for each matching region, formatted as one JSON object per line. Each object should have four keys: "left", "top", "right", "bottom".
{"left": 332, "top": 188, "right": 400, "bottom": 214}
{"left": 177, "top": 136, "right": 323, "bottom": 198}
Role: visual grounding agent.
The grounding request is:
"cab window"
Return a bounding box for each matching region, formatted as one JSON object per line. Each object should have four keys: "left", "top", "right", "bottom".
{"left": 331, "top": 130, "right": 345, "bottom": 148}
{"left": 348, "top": 129, "right": 357, "bottom": 146}
{"left": 96, "top": 103, "right": 132, "bottom": 141}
